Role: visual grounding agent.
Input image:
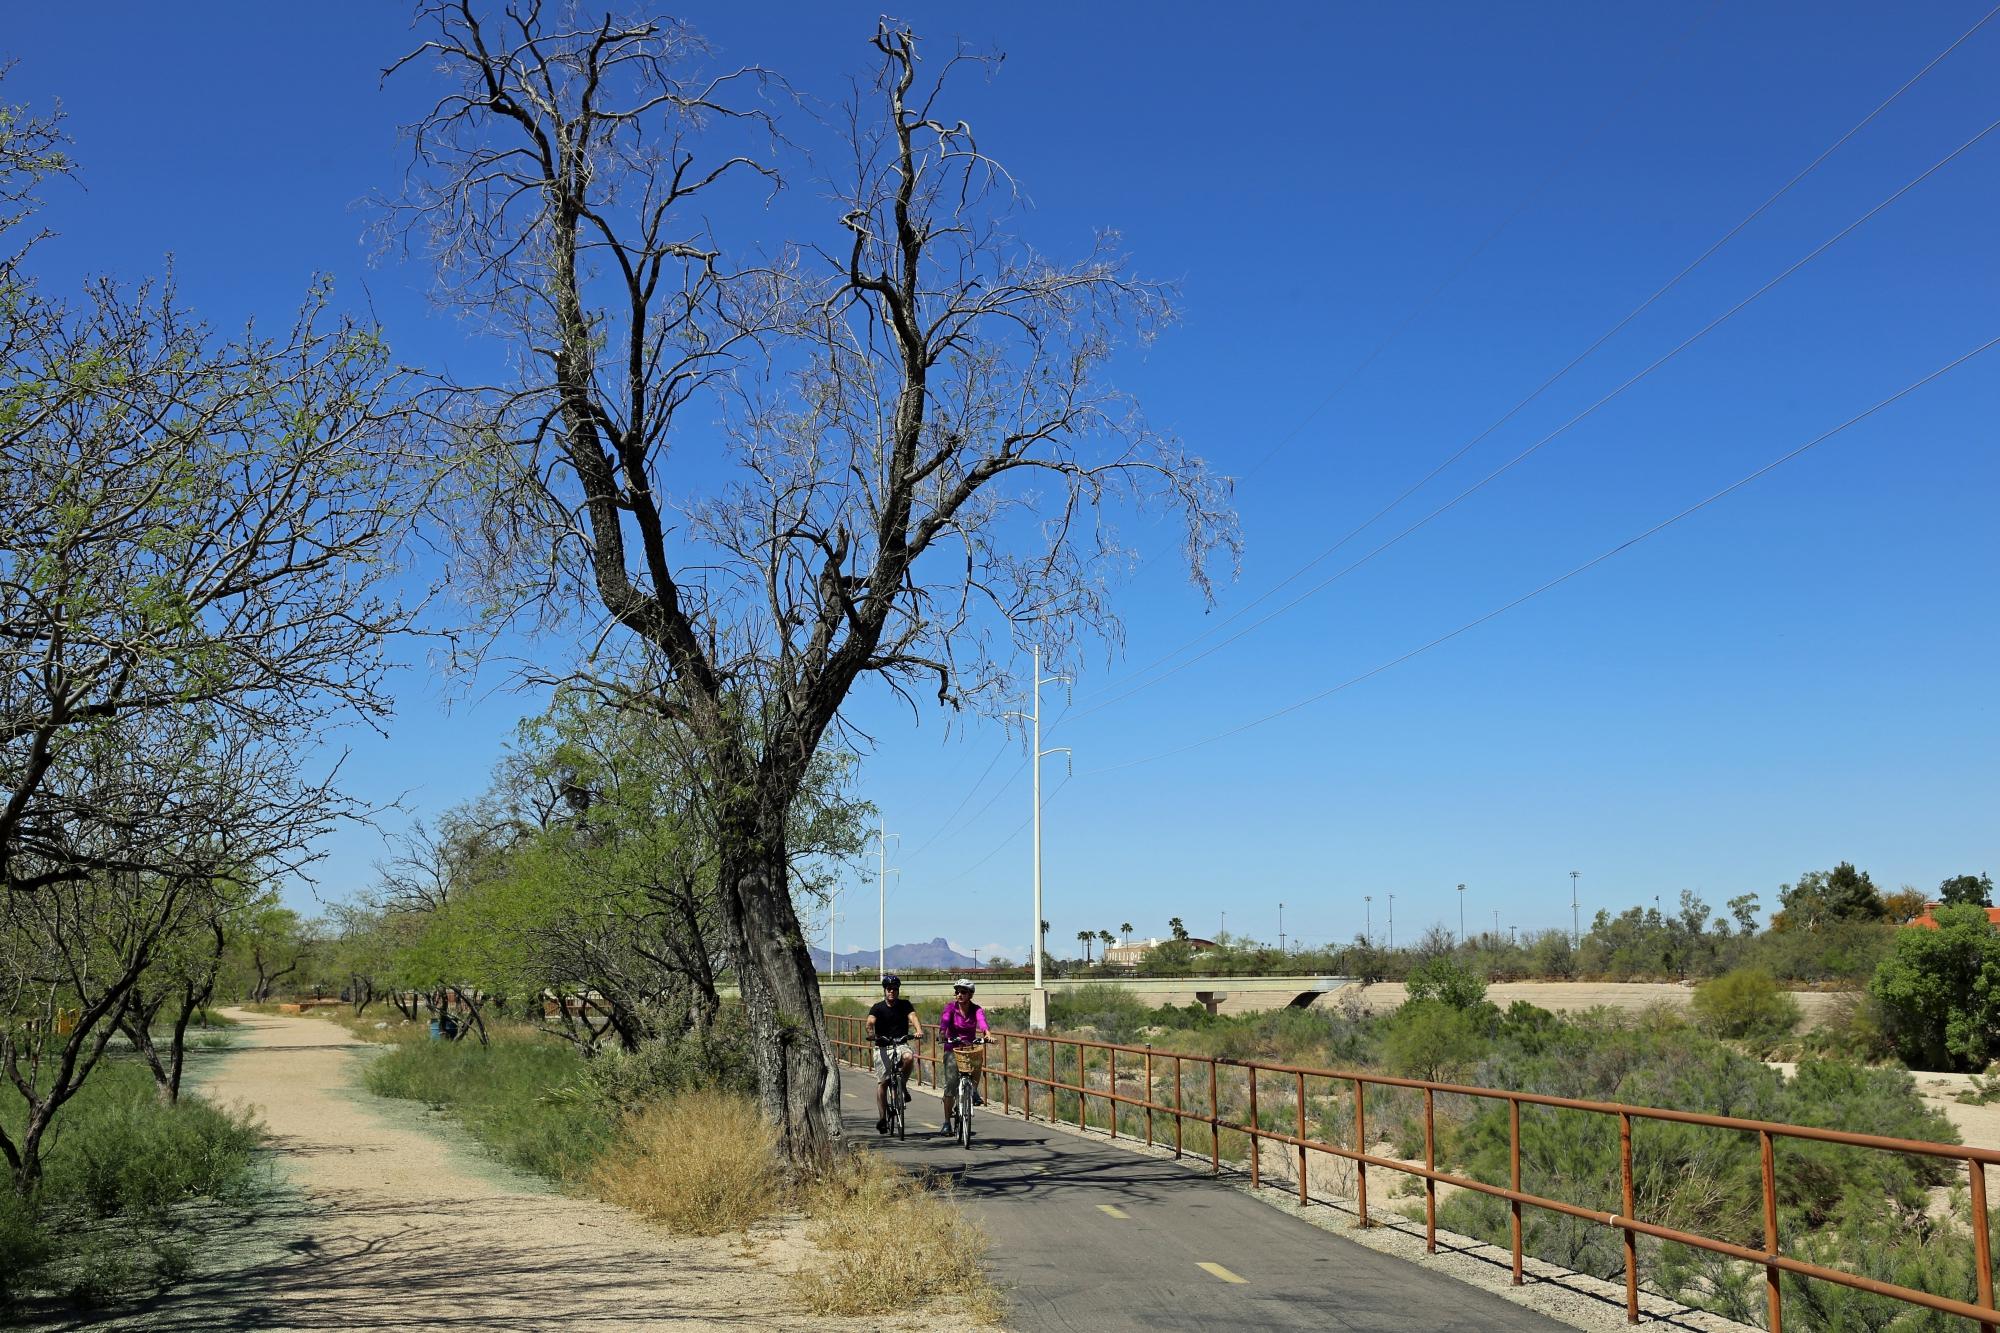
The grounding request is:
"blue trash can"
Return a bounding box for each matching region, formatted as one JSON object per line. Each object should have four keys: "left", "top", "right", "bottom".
{"left": 428, "top": 1019, "right": 441, "bottom": 1041}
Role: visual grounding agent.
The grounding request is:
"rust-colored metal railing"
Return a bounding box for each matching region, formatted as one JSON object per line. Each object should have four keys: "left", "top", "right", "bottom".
{"left": 828, "top": 1015, "right": 1999, "bottom": 1331}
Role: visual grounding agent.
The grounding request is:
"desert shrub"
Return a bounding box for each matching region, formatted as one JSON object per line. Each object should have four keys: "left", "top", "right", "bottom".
{"left": 592, "top": 1089, "right": 781, "bottom": 1235}
{"left": 1404, "top": 954, "right": 1487, "bottom": 1010}
{"left": 577, "top": 1018, "right": 755, "bottom": 1111}
{"left": 1869, "top": 902, "right": 2000, "bottom": 1071}
{"left": 365, "top": 1037, "right": 615, "bottom": 1180}
{"left": 1691, "top": 967, "right": 1801, "bottom": 1043}
{"left": 792, "top": 1151, "right": 1000, "bottom": 1321}
{"left": 1746, "top": 920, "right": 1897, "bottom": 984}
{"left": 0, "top": 1060, "right": 265, "bottom": 1308}
{"left": 1381, "top": 1000, "right": 1484, "bottom": 1082}
{"left": 1048, "top": 984, "right": 1150, "bottom": 1044}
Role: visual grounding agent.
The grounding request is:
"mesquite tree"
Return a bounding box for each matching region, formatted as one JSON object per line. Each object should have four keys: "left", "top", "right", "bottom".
{"left": 389, "top": 7, "right": 1235, "bottom": 1163}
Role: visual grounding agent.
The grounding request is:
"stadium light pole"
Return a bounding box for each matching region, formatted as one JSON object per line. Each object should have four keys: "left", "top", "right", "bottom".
{"left": 1005, "top": 645, "right": 1068, "bottom": 1031}
{"left": 1388, "top": 894, "right": 1395, "bottom": 950}
{"left": 1571, "top": 870, "right": 1581, "bottom": 946}
{"left": 1457, "top": 883, "right": 1466, "bottom": 942}
{"left": 1364, "top": 895, "right": 1372, "bottom": 946}
{"left": 1278, "top": 901, "right": 1286, "bottom": 953}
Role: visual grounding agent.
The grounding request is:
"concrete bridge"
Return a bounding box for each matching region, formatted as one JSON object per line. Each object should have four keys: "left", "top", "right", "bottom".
{"left": 815, "top": 973, "right": 1356, "bottom": 1016}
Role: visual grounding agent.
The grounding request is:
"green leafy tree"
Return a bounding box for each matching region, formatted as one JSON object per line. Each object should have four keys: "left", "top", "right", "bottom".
{"left": 1726, "top": 893, "right": 1762, "bottom": 935}
{"left": 1136, "top": 939, "right": 1196, "bottom": 976}
{"left": 1382, "top": 1000, "right": 1484, "bottom": 1082}
{"left": 1869, "top": 902, "right": 2000, "bottom": 1071}
{"left": 1939, "top": 873, "right": 1995, "bottom": 908}
{"left": 1774, "top": 862, "right": 1883, "bottom": 932}
{"left": 1403, "top": 954, "right": 1488, "bottom": 1010}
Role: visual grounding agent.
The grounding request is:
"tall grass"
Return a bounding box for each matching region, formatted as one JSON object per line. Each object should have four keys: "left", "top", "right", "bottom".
{"left": 0, "top": 1059, "right": 264, "bottom": 1307}
{"left": 363, "top": 1038, "right": 616, "bottom": 1181}
{"left": 790, "top": 1150, "right": 1001, "bottom": 1321}
{"left": 591, "top": 1090, "right": 782, "bottom": 1234}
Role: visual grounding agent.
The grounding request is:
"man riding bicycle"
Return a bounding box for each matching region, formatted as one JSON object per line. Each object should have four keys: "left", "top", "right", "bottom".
{"left": 936, "top": 978, "right": 989, "bottom": 1133}
{"left": 866, "top": 974, "right": 921, "bottom": 1134}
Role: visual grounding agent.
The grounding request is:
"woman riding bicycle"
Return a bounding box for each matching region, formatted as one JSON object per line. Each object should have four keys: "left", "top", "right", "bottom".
{"left": 866, "top": 974, "right": 921, "bottom": 1135}
{"left": 936, "top": 979, "right": 989, "bottom": 1132}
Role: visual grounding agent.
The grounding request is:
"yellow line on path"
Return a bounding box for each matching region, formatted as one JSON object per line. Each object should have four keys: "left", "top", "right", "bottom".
{"left": 1197, "top": 1262, "right": 1247, "bottom": 1284}
{"left": 1096, "top": 1204, "right": 1130, "bottom": 1219}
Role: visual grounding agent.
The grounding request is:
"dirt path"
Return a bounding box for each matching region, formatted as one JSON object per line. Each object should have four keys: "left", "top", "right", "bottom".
{"left": 63, "top": 1008, "right": 904, "bottom": 1332}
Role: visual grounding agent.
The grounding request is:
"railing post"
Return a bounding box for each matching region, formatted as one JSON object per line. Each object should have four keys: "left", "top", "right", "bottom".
{"left": 1510, "top": 1098, "right": 1523, "bottom": 1285}
{"left": 1109, "top": 1047, "right": 1118, "bottom": 1140}
{"left": 1761, "top": 1129, "right": 1782, "bottom": 1333}
{"left": 1146, "top": 1046, "right": 1155, "bottom": 1147}
{"left": 1077, "top": 1043, "right": 1087, "bottom": 1133}
{"left": 1296, "top": 1070, "right": 1309, "bottom": 1206}
{"left": 1174, "top": 1054, "right": 1184, "bottom": 1158}
{"left": 1620, "top": 1111, "right": 1638, "bottom": 1324}
{"left": 1208, "top": 1058, "right": 1220, "bottom": 1174}
{"left": 1249, "top": 1068, "right": 1261, "bottom": 1189}
{"left": 1352, "top": 1076, "right": 1369, "bottom": 1228}
{"left": 1973, "top": 1157, "right": 1994, "bottom": 1333}
{"left": 1424, "top": 1087, "right": 1437, "bottom": 1254}
{"left": 1002, "top": 1034, "right": 1012, "bottom": 1116}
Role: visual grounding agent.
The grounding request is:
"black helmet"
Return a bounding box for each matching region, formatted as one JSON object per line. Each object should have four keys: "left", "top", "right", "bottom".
{"left": 881, "top": 973, "right": 901, "bottom": 988}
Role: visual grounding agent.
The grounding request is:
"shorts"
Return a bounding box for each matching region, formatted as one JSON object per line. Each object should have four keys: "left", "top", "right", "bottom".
{"left": 875, "top": 1041, "right": 913, "bottom": 1083}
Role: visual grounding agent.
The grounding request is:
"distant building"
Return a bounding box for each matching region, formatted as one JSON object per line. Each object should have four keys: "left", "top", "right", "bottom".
{"left": 1102, "top": 936, "right": 1217, "bottom": 967}
{"left": 1908, "top": 901, "right": 2000, "bottom": 930}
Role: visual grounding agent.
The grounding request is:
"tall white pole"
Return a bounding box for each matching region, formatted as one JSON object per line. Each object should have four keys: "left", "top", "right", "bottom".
{"left": 878, "top": 817, "right": 888, "bottom": 980}
{"left": 1570, "top": 870, "right": 1581, "bottom": 947}
{"left": 1019, "top": 644, "right": 1070, "bottom": 1032}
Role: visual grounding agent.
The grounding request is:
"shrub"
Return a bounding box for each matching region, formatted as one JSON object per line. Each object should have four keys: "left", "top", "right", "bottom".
{"left": 577, "top": 1019, "right": 756, "bottom": 1111}
{"left": 0, "top": 1188, "right": 52, "bottom": 1305}
{"left": 1381, "top": 1000, "right": 1484, "bottom": 1082}
{"left": 791, "top": 1151, "right": 1000, "bottom": 1321}
{"left": 1404, "top": 954, "right": 1487, "bottom": 1010}
{"left": 1869, "top": 902, "right": 2000, "bottom": 1071}
{"left": 1048, "top": 984, "right": 1151, "bottom": 1044}
{"left": 592, "top": 1090, "right": 781, "bottom": 1235}
{"left": 365, "top": 1038, "right": 615, "bottom": 1180}
{"left": 1690, "top": 967, "right": 1801, "bottom": 1042}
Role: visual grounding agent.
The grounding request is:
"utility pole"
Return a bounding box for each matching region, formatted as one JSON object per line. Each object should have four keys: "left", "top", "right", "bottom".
{"left": 1570, "top": 870, "right": 1581, "bottom": 947}
{"left": 1457, "top": 883, "right": 1466, "bottom": 942}
{"left": 1006, "top": 645, "right": 1068, "bottom": 1031}
{"left": 1493, "top": 908, "right": 1500, "bottom": 940}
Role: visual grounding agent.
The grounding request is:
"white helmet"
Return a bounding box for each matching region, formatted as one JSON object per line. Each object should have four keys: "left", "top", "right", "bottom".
{"left": 952, "top": 977, "right": 975, "bottom": 993}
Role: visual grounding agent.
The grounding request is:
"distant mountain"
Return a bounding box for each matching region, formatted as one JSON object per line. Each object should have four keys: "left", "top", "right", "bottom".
{"left": 819, "top": 936, "right": 977, "bottom": 975}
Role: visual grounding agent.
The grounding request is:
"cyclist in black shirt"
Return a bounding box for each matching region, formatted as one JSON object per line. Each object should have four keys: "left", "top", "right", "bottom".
{"left": 865, "top": 974, "right": 922, "bottom": 1133}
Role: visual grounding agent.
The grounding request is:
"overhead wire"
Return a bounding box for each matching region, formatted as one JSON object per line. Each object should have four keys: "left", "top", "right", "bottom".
{"left": 1078, "top": 332, "right": 2000, "bottom": 778}
{"left": 1058, "top": 109, "right": 2000, "bottom": 729}
{"left": 1061, "top": 4, "right": 2000, "bottom": 724}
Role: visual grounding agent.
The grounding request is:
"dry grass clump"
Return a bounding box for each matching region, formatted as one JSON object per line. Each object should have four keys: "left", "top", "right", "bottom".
{"left": 592, "top": 1089, "right": 783, "bottom": 1235}
{"left": 789, "top": 1150, "right": 1003, "bottom": 1322}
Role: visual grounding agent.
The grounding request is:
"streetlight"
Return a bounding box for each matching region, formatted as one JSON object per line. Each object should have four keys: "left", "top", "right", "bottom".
{"left": 1388, "top": 893, "right": 1395, "bottom": 950}
{"left": 1570, "top": 870, "right": 1581, "bottom": 947}
{"left": 1364, "top": 895, "right": 1372, "bottom": 946}
{"left": 1457, "top": 883, "right": 1466, "bottom": 942}
{"left": 1278, "top": 901, "right": 1286, "bottom": 953}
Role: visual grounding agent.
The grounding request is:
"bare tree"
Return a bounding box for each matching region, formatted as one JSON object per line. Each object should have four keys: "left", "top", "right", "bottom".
{"left": 389, "top": 8, "right": 1234, "bottom": 1163}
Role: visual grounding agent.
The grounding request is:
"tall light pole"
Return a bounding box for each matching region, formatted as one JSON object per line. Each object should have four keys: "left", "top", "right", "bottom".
{"left": 876, "top": 819, "right": 900, "bottom": 980}
{"left": 1278, "top": 901, "right": 1286, "bottom": 953}
{"left": 1570, "top": 870, "right": 1580, "bottom": 946}
{"left": 1007, "top": 645, "right": 1068, "bottom": 1031}
{"left": 1364, "top": 895, "right": 1372, "bottom": 946}
{"left": 1493, "top": 908, "right": 1500, "bottom": 939}
{"left": 1457, "top": 883, "right": 1466, "bottom": 942}
{"left": 1388, "top": 894, "right": 1395, "bottom": 950}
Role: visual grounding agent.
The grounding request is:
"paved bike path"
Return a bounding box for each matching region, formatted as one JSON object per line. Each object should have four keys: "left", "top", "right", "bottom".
{"left": 838, "top": 1074, "right": 1570, "bottom": 1333}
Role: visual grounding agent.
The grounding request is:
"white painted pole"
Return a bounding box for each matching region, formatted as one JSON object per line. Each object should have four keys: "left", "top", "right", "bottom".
{"left": 878, "top": 817, "right": 887, "bottom": 980}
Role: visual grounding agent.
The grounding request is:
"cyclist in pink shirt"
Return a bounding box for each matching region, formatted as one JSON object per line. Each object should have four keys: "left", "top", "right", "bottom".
{"left": 937, "top": 979, "right": 989, "bottom": 1130}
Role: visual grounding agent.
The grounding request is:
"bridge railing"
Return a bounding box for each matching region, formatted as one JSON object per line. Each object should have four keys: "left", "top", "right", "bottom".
{"left": 827, "top": 1014, "right": 1998, "bottom": 1331}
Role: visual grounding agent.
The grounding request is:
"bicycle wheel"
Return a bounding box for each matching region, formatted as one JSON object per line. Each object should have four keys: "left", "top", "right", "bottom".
{"left": 894, "top": 1076, "right": 906, "bottom": 1140}
{"left": 957, "top": 1079, "right": 972, "bottom": 1149}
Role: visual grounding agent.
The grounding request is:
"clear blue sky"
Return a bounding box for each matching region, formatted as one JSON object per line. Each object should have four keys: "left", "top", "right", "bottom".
{"left": 10, "top": 3, "right": 1996, "bottom": 961}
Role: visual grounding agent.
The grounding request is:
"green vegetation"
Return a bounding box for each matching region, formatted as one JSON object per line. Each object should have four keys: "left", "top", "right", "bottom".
{"left": 1690, "top": 967, "right": 1802, "bottom": 1044}
{"left": 0, "top": 1060, "right": 265, "bottom": 1308}
{"left": 1870, "top": 902, "right": 2000, "bottom": 1072}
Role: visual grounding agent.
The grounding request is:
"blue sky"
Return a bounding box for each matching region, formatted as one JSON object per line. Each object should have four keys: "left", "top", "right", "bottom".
{"left": 9, "top": 3, "right": 1996, "bottom": 961}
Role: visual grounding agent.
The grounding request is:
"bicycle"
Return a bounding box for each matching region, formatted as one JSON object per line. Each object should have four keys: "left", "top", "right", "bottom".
{"left": 941, "top": 1038, "right": 986, "bottom": 1149}
{"left": 874, "top": 1037, "right": 911, "bottom": 1140}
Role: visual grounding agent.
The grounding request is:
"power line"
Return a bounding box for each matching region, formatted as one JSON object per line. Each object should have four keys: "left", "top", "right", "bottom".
{"left": 1058, "top": 111, "right": 2000, "bottom": 729}
{"left": 1079, "top": 332, "right": 2000, "bottom": 778}
{"left": 1061, "top": 6, "right": 2000, "bottom": 724}
{"left": 900, "top": 736, "right": 1012, "bottom": 863}
{"left": 1236, "top": 0, "right": 1726, "bottom": 484}
{"left": 929, "top": 772, "right": 1073, "bottom": 892}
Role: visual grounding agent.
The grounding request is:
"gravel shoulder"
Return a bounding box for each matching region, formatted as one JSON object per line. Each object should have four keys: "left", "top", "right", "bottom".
{"left": 41, "top": 1008, "right": 922, "bottom": 1332}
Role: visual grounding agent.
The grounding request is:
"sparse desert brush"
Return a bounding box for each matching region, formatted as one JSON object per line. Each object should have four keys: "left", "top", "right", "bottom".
{"left": 593, "top": 1090, "right": 782, "bottom": 1235}
{"left": 790, "top": 1150, "right": 1001, "bottom": 1321}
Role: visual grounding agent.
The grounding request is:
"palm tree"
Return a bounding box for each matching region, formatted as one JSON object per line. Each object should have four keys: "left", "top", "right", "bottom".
{"left": 1168, "top": 916, "right": 1188, "bottom": 941}
{"left": 1098, "top": 929, "right": 1115, "bottom": 956}
{"left": 1076, "top": 929, "right": 1093, "bottom": 964}
{"left": 1120, "top": 922, "right": 1133, "bottom": 943}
